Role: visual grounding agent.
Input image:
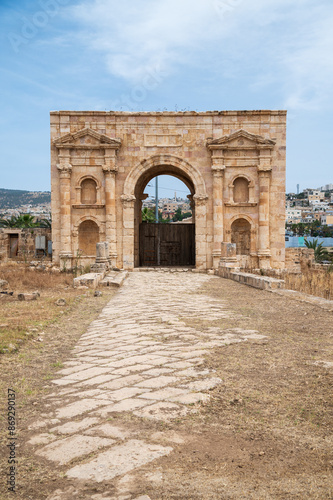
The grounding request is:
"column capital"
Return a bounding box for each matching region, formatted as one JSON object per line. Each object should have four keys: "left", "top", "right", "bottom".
{"left": 103, "top": 154, "right": 118, "bottom": 173}
{"left": 103, "top": 164, "right": 118, "bottom": 174}
{"left": 258, "top": 166, "right": 272, "bottom": 177}
{"left": 212, "top": 165, "right": 225, "bottom": 177}
{"left": 121, "top": 194, "right": 136, "bottom": 207}
{"left": 193, "top": 194, "right": 208, "bottom": 206}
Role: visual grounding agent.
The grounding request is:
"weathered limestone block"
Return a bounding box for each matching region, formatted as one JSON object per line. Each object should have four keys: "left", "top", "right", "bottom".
{"left": 73, "top": 273, "right": 104, "bottom": 288}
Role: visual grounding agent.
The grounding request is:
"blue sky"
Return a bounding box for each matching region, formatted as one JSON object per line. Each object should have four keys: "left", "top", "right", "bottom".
{"left": 0, "top": 0, "right": 332, "bottom": 194}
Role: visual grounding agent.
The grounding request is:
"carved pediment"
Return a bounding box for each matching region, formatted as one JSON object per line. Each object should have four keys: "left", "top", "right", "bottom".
{"left": 207, "top": 129, "right": 275, "bottom": 151}
{"left": 53, "top": 128, "right": 121, "bottom": 150}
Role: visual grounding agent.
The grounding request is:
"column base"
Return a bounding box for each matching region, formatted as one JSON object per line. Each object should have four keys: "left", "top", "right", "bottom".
{"left": 212, "top": 250, "right": 221, "bottom": 269}
{"left": 109, "top": 252, "right": 118, "bottom": 268}
{"left": 258, "top": 251, "right": 271, "bottom": 269}
{"left": 59, "top": 253, "right": 73, "bottom": 271}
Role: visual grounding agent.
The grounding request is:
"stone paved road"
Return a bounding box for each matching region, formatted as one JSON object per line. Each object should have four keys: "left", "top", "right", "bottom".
{"left": 27, "top": 270, "right": 266, "bottom": 500}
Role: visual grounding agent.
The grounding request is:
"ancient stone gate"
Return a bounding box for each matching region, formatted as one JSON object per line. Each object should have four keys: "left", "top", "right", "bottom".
{"left": 50, "top": 110, "right": 286, "bottom": 270}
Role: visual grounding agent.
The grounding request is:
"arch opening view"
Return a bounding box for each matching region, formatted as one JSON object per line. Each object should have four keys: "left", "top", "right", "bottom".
{"left": 135, "top": 173, "right": 195, "bottom": 267}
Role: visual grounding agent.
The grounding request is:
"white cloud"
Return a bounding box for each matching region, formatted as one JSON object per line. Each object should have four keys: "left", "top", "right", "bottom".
{"left": 63, "top": 0, "right": 333, "bottom": 111}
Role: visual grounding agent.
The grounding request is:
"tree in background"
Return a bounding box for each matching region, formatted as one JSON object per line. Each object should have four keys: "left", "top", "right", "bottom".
{"left": 142, "top": 207, "right": 156, "bottom": 223}
{"left": 304, "top": 238, "right": 326, "bottom": 262}
{"left": 0, "top": 213, "right": 51, "bottom": 228}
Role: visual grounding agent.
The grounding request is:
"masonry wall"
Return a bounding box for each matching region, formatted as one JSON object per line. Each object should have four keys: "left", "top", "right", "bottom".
{"left": 285, "top": 247, "right": 315, "bottom": 272}
{"left": 50, "top": 110, "right": 287, "bottom": 270}
{"left": 0, "top": 228, "right": 51, "bottom": 262}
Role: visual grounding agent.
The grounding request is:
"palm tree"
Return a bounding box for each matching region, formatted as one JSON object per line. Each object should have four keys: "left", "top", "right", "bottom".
{"left": 36, "top": 218, "right": 51, "bottom": 228}
{"left": 0, "top": 214, "right": 37, "bottom": 228}
{"left": 0, "top": 216, "right": 19, "bottom": 227}
{"left": 14, "top": 214, "right": 36, "bottom": 228}
{"left": 304, "top": 238, "right": 325, "bottom": 262}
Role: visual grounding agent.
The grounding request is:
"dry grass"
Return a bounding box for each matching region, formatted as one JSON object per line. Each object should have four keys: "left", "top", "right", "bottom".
{"left": 0, "top": 263, "right": 86, "bottom": 353}
{"left": 285, "top": 268, "right": 333, "bottom": 300}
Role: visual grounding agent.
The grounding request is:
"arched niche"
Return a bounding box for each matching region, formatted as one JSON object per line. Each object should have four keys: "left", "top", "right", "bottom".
{"left": 78, "top": 219, "right": 100, "bottom": 256}
{"left": 228, "top": 174, "right": 255, "bottom": 204}
{"left": 75, "top": 175, "right": 102, "bottom": 205}
{"left": 233, "top": 177, "right": 249, "bottom": 203}
{"left": 231, "top": 217, "right": 251, "bottom": 255}
{"left": 81, "top": 178, "right": 97, "bottom": 204}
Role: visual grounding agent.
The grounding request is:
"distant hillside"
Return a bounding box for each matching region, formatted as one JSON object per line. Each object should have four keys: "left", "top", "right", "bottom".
{"left": 0, "top": 188, "right": 51, "bottom": 209}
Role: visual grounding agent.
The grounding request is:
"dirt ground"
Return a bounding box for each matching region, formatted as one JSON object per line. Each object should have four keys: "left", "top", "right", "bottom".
{"left": 0, "top": 272, "right": 332, "bottom": 499}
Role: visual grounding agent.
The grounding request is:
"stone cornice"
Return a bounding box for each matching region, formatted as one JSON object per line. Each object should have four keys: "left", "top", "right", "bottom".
{"left": 72, "top": 204, "right": 105, "bottom": 209}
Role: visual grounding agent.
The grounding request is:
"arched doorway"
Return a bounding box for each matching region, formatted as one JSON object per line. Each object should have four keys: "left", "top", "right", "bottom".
{"left": 138, "top": 174, "right": 195, "bottom": 267}
{"left": 231, "top": 218, "right": 251, "bottom": 255}
{"left": 78, "top": 220, "right": 99, "bottom": 256}
{"left": 122, "top": 155, "right": 208, "bottom": 270}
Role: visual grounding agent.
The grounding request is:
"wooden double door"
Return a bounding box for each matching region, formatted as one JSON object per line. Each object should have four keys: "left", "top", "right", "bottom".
{"left": 139, "top": 223, "right": 195, "bottom": 267}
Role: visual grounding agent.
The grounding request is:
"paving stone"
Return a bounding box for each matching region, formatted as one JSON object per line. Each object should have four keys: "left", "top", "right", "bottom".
{"left": 51, "top": 378, "right": 77, "bottom": 386}
{"left": 168, "top": 392, "right": 210, "bottom": 404}
{"left": 97, "top": 387, "right": 151, "bottom": 401}
{"left": 176, "top": 368, "right": 212, "bottom": 377}
{"left": 111, "top": 364, "right": 155, "bottom": 376}
{"left": 133, "top": 402, "right": 188, "bottom": 421}
{"left": 99, "top": 374, "right": 144, "bottom": 390}
{"left": 62, "top": 388, "right": 107, "bottom": 399}
{"left": 51, "top": 417, "right": 100, "bottom": 435}
{"left": 78, "top": 374, "right": 119, "bottom": 386}
{"left": 164, "top": 361, "right": 194, "bottom": 369}
{"left": 66, "top": 439, "right": 173, "bottom": 481}
{"left": 59, "top": 367, "right": 113, "bottom": 383}
{"left": 135, "top": 376, "right": 179, "bottom": 389}
{"left": 57, "top": 363, "right": 95, "bottom": 376}
{"left": 95, "top": 398, "right": 152, "bottom": 416}
{"left": 174, "top": 350, "right": 209, "bottom": 359}
{"left": 28, "top": 418, "right": 60, "bottom": 430}
{"left": 138, "top": 387, "right": 189, "bottom": 400}
{"left": 141, "top": 367, "right": 175, "bottom": 377}
{"left": 84, "top": 424, "right": 129, "bottom": 440}
{"left": 28, "top": 433, "right": 58, "bottom": 445}
{"left": 184, "top": 378, "right": 222, "bottom": 391}
{"left": 56, "top": 399, "right": 110, "bottom": 419}
{"left": 37, "top": 435, "right": 114, "bottom": 465}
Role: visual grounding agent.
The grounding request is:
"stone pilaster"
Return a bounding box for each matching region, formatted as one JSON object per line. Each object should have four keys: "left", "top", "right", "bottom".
{"left": 121, "top": 195, "right": 136, "bottom": 270}
{"left": 211, "top": 158, "right": 225, "bottom": 268}
{"left": 193, "top": 194, "right": 208, "bottom": 270}
{"left": 257, "top": 159, "right": 272, "bottom": 268}
{"left": 57, "top": 150, "right": 72, "bottom": 266}
{"left": 103, "top": 153, "right": 118, "bottom": 266}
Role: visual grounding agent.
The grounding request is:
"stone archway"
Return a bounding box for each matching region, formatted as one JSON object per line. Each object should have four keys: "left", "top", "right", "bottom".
{"left": 122, "top": 155, "right": 208, "bottom": 270}
{"left": 78, "top": 220, "right": 100, "bottom": 256}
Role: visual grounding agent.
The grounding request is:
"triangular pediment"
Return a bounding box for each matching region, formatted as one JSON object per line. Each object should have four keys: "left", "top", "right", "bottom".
{"left": 207, "top": 129, "right": 275, "bottom": 150}
{"left": 53, "top": 128, "right": 121, "bottom": 149}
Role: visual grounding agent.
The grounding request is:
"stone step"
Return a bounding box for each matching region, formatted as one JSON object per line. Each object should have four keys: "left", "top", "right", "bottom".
{"left": 100, "top": 270, "right": 128, "bottom": 287}
{"left": 216, "top": 267, "right": 285, "bottom": 291}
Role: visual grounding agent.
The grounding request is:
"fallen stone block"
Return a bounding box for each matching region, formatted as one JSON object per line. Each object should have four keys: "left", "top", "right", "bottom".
{"left": 73, "top": 273, "right": 104, "bottom": 288}
{"left": 100, "top": 271, "right": 128, "bottom": 287}
{"left": 0, "top": 279, "right": 8, "bottom": 289}
{"left": 18, "top": 292, "right": 39, "bottom": 301}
